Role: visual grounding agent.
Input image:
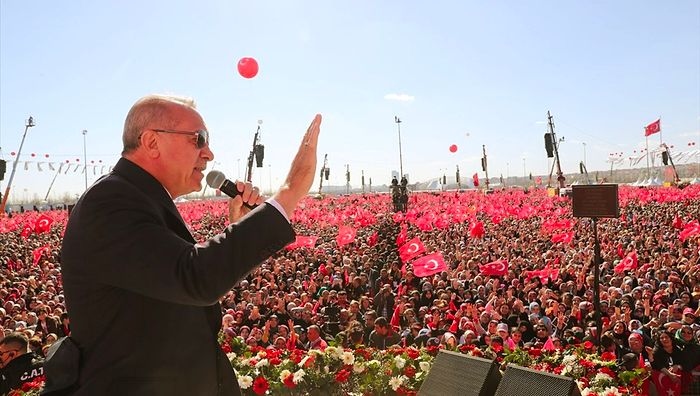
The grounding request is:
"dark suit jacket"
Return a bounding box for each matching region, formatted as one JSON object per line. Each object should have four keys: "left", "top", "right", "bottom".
{"left": 52, "top": 158, "right": 294, "bottom": 396}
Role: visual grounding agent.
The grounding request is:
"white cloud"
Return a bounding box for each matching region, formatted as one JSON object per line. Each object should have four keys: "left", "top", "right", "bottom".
{"left": 384, "top": 93, "right": 415, "bottom": 102}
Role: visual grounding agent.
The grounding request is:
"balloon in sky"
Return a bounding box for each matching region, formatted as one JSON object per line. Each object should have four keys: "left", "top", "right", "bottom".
{"left": 237, "top": 57, "right": 259, "bottom": 79}
{"left": 11, "top": 152, "right": 16, "bottom": 156}
{"left": 449, "top": 144, "right": 458, "bottom": 153}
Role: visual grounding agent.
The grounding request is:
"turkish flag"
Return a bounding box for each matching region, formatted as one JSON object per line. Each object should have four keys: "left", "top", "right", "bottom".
{"left": 336, "top": 226, "right": 356, "bottom": 247}
{"left": 651, "top": 369, "right": 681, "bottom": 396}
{"left": 614, "top": 251, "right": 638, "bottom": 273}
{"left": 679, "top": 220, "right": 700, "bottom": 242}
{"left": 396, "top": 224, "right": 408, "bottom": 247}
{"left": 535, "top": 176, "right": 542, "bottom": 185}
{"left": 472, "top": 173, "right": 479, "bottom": 187}
{"left": 399, "top": 237, "right": 426, "bottom": 263}
{"left": 293, "top": 235, "right": 318, "bottom": 248}
{"left": 20, "top": 224, "right": 33, "bottom": 239}
{"left": 412, "top": 253, "right": 447, "bottom": 277}
{"left": 617, "top": 243, "right": 624, "bottom": 259}
{"left": 34, "top": 214, "right": 54, "bottom": 233}
{"left": 672, "top": 215, "right": 683, "bottom": 229}
{"left": 469, "top": 221, "right": 485, "bottom": 238}
{"left": 367, "top": 231, "right": 379, "bottom": 247}
{"left": 644, "top": 118, "right": 661, "bottom": 137}
{"left": 480, "top": 259, "right": 508, "bottom": 277}
{"left": 32, "top": 245, "right": 51, "bottom": 266}
{"left": 551, "top": 231, "right": 574, "bottom": 244}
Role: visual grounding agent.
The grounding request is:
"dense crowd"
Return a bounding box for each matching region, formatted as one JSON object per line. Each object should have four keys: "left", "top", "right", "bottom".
{"left": 1, "top": 185, "right": 700, "bottom": 395}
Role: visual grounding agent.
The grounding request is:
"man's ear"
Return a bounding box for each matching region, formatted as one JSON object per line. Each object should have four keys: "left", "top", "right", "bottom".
{"left": 140, "top": 130, "right": 160, "bottom": 158}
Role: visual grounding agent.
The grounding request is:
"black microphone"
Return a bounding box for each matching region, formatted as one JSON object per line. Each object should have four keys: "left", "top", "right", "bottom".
{"left": 205, "top": 170, "right": 258, "bottom": 210}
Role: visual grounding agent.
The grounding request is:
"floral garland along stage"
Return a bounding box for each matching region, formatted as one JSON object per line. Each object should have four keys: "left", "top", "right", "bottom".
{"left": 220, "top": 336, "right": 650, "bottom": 396}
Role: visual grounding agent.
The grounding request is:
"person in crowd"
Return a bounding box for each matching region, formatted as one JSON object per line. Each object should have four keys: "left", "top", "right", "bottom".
{"left": 0, "top": 333, "right": 45, "bottom": 395}
{"left": 369, "top": 317, "right": 400, "bottom": 350}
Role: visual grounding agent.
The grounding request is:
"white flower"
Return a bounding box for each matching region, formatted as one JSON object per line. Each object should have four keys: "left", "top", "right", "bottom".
{"left": 241, "top": 358, "right": 250, "bottom": 366}
{"left": 238, "top": 375, "right": 253, "bottom": 389}
{"left": 342, "top": 351, "right": 355, "bottom": 365}
{"left": 419, "top": 361, "right": 431, "bottom": 372}
{"left": 580, "top": 389, "right": 593, "bottom": 396}
{"left": 353, "top": 362, "right": 365, "bottom": 373}
{"left": 389, "top": 376, "right": 404, "bottom": 391}
{"left": 324, "top": 365, "right": 330, "bottom": 373}
{"left": 367, "top": 359, "right": 381, "bottom": 368}
{"left": 394, "top": 356, "right": 406, "bottom": 369}
{"left": 325, "top": 346, "right": 343, "bottom": 359}
{"left": 293, "top": 369, "right": 306, "bottom": 384}
{"left": 279, "top": 369, "right": 292, "bottom": 382}
{"left": 226, "top": 352, "right": 237, "bottom": 361}
{"left": 255, "top": 358, "right": 269, "bottom": 368}
{"left": 593, "top": 372, "right": 613, "bottom": 384}
{"left": 562, "top": 355, "right": 578, "bottom": 365}
{"left": 299, "top": 356, "right": 311, "bottom": 368}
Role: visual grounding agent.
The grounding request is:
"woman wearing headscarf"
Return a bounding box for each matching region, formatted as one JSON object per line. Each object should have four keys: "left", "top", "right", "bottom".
{"left": 674, "top": 325, "right": 700, "bottom": 393}
{"left": 651, "top": 330, "right": 683, "bottom": 391}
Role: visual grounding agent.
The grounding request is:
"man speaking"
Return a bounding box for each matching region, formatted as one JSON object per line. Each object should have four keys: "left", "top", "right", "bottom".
{"left": 43, "top": 94, "right": 321, "bottom": 395}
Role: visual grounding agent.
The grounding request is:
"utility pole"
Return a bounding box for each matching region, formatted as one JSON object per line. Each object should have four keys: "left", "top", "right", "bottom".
{"left": 482, "top": 145, "right": 490, "bottom": 190}
{"left": 547, "top": 111, "right": 566, "bottom": 188}
{"left": 361, "top": 170, "right": 365, "bottom": 193}
{"left": 318, "top": 154, "right": 328, "bottom": 195}
{"left": 395, "top": 116, "right": 404, "bottom": 179}
{"left": 1, "top": 117, "right": 35, "bottom": 216}
{"left": 345, "top": 164, "right": 350, "bottom": 194}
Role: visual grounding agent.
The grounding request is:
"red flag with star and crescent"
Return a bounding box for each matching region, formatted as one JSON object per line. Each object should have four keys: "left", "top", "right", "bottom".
{"left": 396, "top": 223, "right": 408, "bottom": 247}
{"left": 651, "top": 369, "right": 681, "bottom": 396}
{"left": 551, "top": 231, "right": 574, "bottom": 244}
{"left": 20, "top": 224, "right": 33, "bottom": 239}
{"left": 644, "top": 118, "right": 661, "bottom": 137}
{"left": 286, "top": 235, "right": 318, "bottom": 250}
{"left": 336, "top": 226, "right": 356, "bottom": 247}
{"left": 399, "top": 237, "right": 426, "bottom": 263}
{"left": 614, "top": 251, "right": 638, "bottom": 273}
{"left": 480, "top": 259, "right": 509, "bottom": 277}
{"left": 34, "top": 214, "right": 54, "bottom": 233}
{"left": 412, "top": 253, "right": 447, "bottom": 277}
{"left": 32, "top": 245, "right": 51, "bottom": 266}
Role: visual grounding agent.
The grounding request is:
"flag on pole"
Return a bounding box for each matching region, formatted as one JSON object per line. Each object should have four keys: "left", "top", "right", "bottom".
{"left": 412, "top": 253, "right": 447, "bottom": 277}
{"left": 398, "top": 237, "right": 426, "bottom": 263}
{"left": 472, "top": 173, "right": 479, "bottom": 187}
{"left": 644, "top": 118, "right": 661, "bottom": 136}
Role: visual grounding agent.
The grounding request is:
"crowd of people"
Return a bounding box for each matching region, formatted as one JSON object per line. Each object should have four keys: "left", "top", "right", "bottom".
{"left": 1, "top": 185, "right": 700, "bottom": 394}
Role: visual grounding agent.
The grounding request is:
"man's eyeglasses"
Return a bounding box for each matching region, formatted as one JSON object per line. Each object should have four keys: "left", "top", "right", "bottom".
{"left": 151, "top": 129, "right": 209, "bottom": 149}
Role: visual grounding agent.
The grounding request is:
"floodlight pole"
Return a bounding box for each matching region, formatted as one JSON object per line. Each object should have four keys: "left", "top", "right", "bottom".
{"left": 1, "top": 117, "right": 35, "bottom": 216}
{"left": 395, "top": 116, "right": 404, "bottom": 179}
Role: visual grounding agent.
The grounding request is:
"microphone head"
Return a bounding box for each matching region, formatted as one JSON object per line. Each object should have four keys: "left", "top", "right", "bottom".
{"left": 206, "top": 170, "right": 226, "bottom": 189}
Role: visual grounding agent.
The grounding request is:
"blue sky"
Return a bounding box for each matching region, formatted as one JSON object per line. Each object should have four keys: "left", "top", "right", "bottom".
{"left": 1, "top": 1, "right": 699, "bottom": 201}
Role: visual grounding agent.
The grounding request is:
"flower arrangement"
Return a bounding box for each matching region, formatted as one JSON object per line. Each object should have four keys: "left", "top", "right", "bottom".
{"left": 225, "top": 337, "right": 650, "bottom": 396}
{"left": 4, "top": 342, "right": 651, "bottom": 395}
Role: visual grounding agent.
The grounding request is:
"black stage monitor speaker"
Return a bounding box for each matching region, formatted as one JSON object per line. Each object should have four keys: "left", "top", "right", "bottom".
{"left": 419, "top": 350, "right": 501, "bottom": 396}
{"left": 495, "top": 364, "right": 581, "bottom": 396}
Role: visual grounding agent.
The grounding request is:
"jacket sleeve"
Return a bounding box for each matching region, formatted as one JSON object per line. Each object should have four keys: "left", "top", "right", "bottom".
{"left": 61, "top": 180, "right": 294, "bottom": 306}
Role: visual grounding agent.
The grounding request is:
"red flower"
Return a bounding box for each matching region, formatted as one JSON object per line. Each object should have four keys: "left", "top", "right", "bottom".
{"left": 269, "top": 357, "right": 282, "bottom": 365}
{"left": 404, "top": 366, "right": 416, "bottom": 378}
{"left": 406, "top": 347, "right": 420, "bottom": 360}
{"left": 283, "top": 373, "right": 296, "bottom": 389}
{"left": 426, "top": 345, "right": 441, "bottom": 356}
{"left": 527, "top": 348, "right": 542, "bottom": 357}
{"left": 335, "top": 369, "right": 351, "bottom": 383}
{"left": 491, "top": 344, "right": 503, "bottom": 353}
{"left": 583, "top": 340, "right": 594, "bottom": 350}
{"left": 599, "top": 366, "right": 616, "bottom": 378}
{"left": 600, "top": 352, "right": 616, "bottom": 361}
{"left": 252, "top": 376, "right": 269, "bottom": 395}
{"left": 221, "top": 343, "right": 232, "bottom": 353}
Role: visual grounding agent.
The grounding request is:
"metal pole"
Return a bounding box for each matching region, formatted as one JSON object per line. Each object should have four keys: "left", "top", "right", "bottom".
{"left": 44, "top": 166, "right": 62, "bottom": 201}
{"left": 82, "top": 130, "right": 88, "bottom": 190}
{"left": 395, "top": 116, "right": 403, "bottom": 179}
{"left": 583, "top": 142, "right": 587, "bottom": 169}
{"left": 268, "top": 164, "right": 272, "bottom": 195}
{"left": 482, "top": 145, "right": 490, "bottom": 190}
{"left": 547, "top": 111, "right": 566, "bottom": 188}
{"left": 645, "top": 136, "right": 650, "bottom": 179}
{"left": 1, "top": 117, "right": 35, "bottom": 216}
{"left": 592, "top": 217, "right": 602, "bottom": 354}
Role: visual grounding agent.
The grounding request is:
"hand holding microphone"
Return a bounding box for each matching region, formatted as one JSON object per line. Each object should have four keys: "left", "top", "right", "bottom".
{"left": 206, "top": 170, "right": 264, "bottom": 222}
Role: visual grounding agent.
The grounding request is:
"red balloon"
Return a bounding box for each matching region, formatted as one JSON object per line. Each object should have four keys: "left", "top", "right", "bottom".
{"left": 76, "top": 159, "right": 80, "bottom": 162}
{"left": 10, "top": 152, "right": 15, "bottom": 156}
{"left": 449, "top": 144, "right": 458, "bottom": 153}
{"left": 237, "top": 57, "right": 259, "bottom": 79}
{"left": 31, "top": 153, "right": 36, "bottom": 157}
{"left": 45, "top": 154, "right": 49, "bottom": 158}
{"left": 65, "top": 160, "right": 70, "bottom": 163}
